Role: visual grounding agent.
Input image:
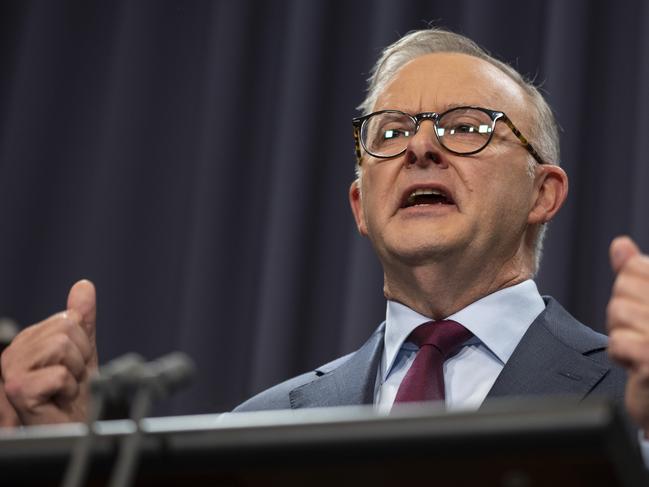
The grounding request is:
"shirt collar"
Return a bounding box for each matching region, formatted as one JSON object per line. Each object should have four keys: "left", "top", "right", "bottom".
{"left": 383, "top": 279, "right": 545, "bottom": 378}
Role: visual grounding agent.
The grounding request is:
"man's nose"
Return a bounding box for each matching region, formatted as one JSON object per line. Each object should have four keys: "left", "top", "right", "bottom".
{"left": 404, "top": 121, "right": 447, "bottom": 168}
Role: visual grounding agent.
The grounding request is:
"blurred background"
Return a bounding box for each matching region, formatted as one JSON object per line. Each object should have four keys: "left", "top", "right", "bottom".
{"left": 0, "top": 0, "right": 647, "bottom": 415}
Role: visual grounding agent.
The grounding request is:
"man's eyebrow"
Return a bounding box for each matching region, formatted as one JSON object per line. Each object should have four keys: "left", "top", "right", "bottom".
{"left": 437, "top": 102, "right": 479, "bottom": 111}
{"left": 441, "top": 102, "right": 468, "bottom": 109}
{"left": 391, "top": 102, "right": 478, "bottom": 113}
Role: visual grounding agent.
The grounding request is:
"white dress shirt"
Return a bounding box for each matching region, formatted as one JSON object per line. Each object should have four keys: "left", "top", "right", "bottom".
{"left": 375, "top": 279, "right": 545, "bottom": 413}
{"left": 373, "top": 281, "right": 649, "bottom": 466}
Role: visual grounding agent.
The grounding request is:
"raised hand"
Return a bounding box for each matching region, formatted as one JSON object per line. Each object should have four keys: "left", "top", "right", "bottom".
{"left": 607, "top": 236, "right": 649, "bottom": 433}
{"left": 1, "top": 280, "right": 98, "bottom": 425}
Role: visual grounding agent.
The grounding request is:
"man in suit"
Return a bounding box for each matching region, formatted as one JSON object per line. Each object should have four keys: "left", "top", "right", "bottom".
{"left": 234, "top": 27, "right": 629, "bottom": 414}
{"left": 1, "top": 28, "right": 649, "bottom": 435}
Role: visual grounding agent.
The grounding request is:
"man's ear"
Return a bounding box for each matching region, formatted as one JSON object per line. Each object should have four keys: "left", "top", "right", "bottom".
{"left": 528, "top": 165, "right": 569, "bottom": 225}
{"left": 349, "top": 179, "right": 368, "bottom": 236}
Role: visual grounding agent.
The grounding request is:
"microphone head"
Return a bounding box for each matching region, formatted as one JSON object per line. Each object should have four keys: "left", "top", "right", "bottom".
{"left": 0, "top": 318, "right": 19, "bottom": 350}
{"left": 91, "top": 351, "right": 196, "bottom": 402}
{"left": 145, "top": 351, "right": 196, "bottom": 398}
{"left": 91, "top": 353, "right": 146, "bottom": 397}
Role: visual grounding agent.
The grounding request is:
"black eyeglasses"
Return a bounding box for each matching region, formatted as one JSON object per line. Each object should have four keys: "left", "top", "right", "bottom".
{"left": 352, "top": 106, "right": 545, "bottom": 165}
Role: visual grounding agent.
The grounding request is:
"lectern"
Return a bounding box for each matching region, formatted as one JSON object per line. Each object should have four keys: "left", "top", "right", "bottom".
{"left": 0, "top": 397, "right": 646, "bottom": 486}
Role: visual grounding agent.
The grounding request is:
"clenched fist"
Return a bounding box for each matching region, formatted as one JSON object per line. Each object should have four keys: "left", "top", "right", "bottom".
{"left": 0, "top": 280, "right": 98, "bottom": 425}
{"left": 607, "top": 236, "right": 649, "bottom": 434}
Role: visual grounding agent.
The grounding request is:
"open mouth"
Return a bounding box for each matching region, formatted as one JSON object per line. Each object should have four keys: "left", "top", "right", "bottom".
{"left": 403, "top": 188, "right": 455, "bottom": 208}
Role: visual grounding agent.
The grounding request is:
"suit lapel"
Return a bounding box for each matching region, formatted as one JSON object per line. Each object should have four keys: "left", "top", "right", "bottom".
{"left": 289, "top": 325, "right": 385, "bottom": 408}
{"left": 486, "top": 298, "right": 610, "bottom": 400}
{"left": 288, "top": 298, "right": 611, "bottom": 408}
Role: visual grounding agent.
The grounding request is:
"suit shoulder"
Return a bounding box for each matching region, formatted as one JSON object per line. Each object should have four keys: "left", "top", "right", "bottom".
{"left": 233, "top": 371, "right": 317, "bottom": 412}
{"left": 541, "top": 297, "right": 609, "bottom": 354}
{"left": 233, "top": 352, "right": 355, "bottom": 412}
{"left": 542, "top": 297, "right": 626, "bottom": 396}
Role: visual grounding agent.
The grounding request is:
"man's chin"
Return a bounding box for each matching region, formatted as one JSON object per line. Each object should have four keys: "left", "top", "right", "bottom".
{"left": 383, "top": 241, "right": 462, "bottom": 266}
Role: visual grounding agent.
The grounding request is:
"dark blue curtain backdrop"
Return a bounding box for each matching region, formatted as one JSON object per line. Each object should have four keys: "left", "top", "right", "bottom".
{"left": 0, "top": 0, "right": 648, "bottom": 415}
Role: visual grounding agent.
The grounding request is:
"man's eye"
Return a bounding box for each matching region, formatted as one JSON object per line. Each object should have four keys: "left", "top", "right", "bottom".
{"left": 443, "top": 122, "right": 492, "bottom": 136}
{"left": 449, "top": 124, "right": 478, "bottom": 134}
{"left": 383, "top": 129, "right": 412, "bottom": 140}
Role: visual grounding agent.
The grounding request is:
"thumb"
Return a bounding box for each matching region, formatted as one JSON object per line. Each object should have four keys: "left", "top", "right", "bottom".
{"left": 610, "top": 235, "right": 641, "bottom": 274}
{"left": 66, "top": 279, "right": 97, "bottom": 353}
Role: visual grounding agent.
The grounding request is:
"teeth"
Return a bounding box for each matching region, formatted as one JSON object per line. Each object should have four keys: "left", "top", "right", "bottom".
{"left": 407, "top": 188, "right": 447, "bottom": 205}
{"left": 410, "top": 188, "right": 445, "bottom": 197}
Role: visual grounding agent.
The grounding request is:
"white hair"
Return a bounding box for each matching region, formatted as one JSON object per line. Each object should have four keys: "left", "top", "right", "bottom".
{"left": 356, "top": 27, "right": 561, "bottom": 273}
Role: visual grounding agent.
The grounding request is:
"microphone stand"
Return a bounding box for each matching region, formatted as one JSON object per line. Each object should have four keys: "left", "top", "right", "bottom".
{"left": 107, "top": 352, "right": 195, "bottom": 487}
{"left": 61, "top": 354, "right": 145, "bottom": 487}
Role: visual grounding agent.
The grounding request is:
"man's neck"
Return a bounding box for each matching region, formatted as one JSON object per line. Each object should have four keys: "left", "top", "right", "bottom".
{"left": 382, "top": 252, "right": 533, "bottom": 320}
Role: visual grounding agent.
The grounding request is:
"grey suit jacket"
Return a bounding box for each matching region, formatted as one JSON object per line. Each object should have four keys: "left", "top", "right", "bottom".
{"left": 235, "top": 297, "right": 627, "bottom": 412}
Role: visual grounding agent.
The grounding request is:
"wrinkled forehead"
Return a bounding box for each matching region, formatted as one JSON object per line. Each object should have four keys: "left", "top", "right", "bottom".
{"left": 374, "top": 52, "right": 530, "bottom": 126}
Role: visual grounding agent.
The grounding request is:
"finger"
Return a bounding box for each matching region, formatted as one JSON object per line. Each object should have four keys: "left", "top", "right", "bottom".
{"left": 27, "top": 312, "right": 91, "bottom": 362}
{"left": 4, "top": 366, "right": 79, "bottom": 412}
{"left": 610, "top": 235, "right": 641, "bottom": 274}
{"left": 607, "top": 328, "right": 648, "bottom": 370}
{"left": 0, "top": 382, "right": 20, "bottom": 427}
{"left": 612, "top": 271, "right": 649, "bottom": 304}
{"left": 1, "top": 313, "right": 91, "bottom": 375}
{"left": 26, "top": 331, "right": 88, "bottom": 380}
{"left": 6, "top": 310, "right": 73, "bottom": 349}
{"left": 607, "top": 296, "right": 649, "bottom": 333}
{"left": 66, "top": 280, "right": 97, "bottom": 366}
{"left": 619, "top": 254, "right": 649, "bottom": 280}
{"left": 56, "top": 311, "right": 92, "bottom": 363}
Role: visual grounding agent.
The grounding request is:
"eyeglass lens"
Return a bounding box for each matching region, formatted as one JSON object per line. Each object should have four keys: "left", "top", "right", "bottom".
{"left": 361, "top": 108, "right": 495, "bottom": 158}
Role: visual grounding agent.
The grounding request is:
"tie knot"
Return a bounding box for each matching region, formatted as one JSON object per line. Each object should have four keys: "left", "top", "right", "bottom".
{"left": 408, "top": 320, "right": 472, "bottom": 358}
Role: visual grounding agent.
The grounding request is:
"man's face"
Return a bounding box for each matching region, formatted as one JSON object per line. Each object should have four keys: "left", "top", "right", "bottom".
{"left": 350, "top": 52, "right": 549, "bottom": 270}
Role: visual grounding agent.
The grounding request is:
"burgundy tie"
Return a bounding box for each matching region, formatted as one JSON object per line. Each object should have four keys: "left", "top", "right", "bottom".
{"left": 394, "top": 320, "right": 472, "bottom": 403}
